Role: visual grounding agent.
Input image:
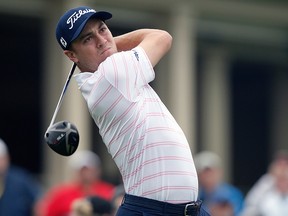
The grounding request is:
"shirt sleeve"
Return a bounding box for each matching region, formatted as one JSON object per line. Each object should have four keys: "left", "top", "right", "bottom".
{"left": 99, "top": 46, "right": 155, "bottom": 102}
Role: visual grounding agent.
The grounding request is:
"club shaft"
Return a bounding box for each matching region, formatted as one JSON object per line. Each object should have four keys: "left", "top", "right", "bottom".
{"left": 49, "top": 63, "right": 77, "bottom": 128}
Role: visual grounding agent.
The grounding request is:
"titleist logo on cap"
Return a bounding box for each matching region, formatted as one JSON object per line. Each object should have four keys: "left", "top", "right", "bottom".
{"left": 67, "top": 8, "right": 96, "bottom": 29}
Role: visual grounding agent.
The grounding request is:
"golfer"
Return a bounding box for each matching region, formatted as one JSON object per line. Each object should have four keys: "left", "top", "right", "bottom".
{"left": 56, "top": 6, "right": 210, "bottom": 216}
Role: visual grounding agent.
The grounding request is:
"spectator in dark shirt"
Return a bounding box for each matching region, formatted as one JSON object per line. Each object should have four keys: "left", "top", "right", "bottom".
{"left": 0, "top": 138, "right": 42, "bottom": 216}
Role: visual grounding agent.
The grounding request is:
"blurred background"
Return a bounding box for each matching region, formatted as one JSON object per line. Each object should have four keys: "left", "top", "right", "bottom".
{"left": 0, "top": 0, "right": 288, "bottom": 195}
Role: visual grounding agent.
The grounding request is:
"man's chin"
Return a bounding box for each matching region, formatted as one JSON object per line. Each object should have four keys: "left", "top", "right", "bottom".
{"left": 102, "top": 49, "right": 113, "bottom": 57}
{"left": 101, "top": 51, "right": 114, "bottom": 62}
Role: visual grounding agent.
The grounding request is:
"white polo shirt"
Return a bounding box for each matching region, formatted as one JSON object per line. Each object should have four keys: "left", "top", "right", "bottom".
{"left": 74, "top": 47, "right": 198, "bottom": 203}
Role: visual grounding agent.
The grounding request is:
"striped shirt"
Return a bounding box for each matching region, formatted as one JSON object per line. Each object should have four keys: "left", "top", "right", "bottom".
{"left": 74, "top": 47, "right": 198, "bottom": 203}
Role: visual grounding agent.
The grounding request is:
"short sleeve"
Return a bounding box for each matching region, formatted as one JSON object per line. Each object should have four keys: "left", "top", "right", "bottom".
{"left": 100, "top": 46, "right": 155, "bottom": 101}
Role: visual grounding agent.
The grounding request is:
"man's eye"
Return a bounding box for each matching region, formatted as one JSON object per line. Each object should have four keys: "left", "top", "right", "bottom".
{"left": 100, "top": 27, "right": 107, "bottom": 33}
{"left": 84, "top": 36, "right": 92, "bottom": 42}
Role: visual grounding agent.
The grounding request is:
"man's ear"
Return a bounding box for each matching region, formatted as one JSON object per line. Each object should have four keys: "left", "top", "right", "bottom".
{"left": 64, "top": 50, "right": 78, "bottom": 63}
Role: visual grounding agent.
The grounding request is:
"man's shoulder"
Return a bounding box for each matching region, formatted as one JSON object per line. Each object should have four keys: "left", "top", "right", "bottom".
{"left": 217, "top": 183, "right": 244, "bottom": 198}
{"left": 106, "top": 46, "right": 145, "bottom": 62}
{"left": 8, "top": 166, "right": 35, "bottom": 181}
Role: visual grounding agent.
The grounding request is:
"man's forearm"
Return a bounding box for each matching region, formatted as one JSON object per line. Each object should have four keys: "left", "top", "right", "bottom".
{"left": 114, "top": 29, "right": 164, "bottom": 51}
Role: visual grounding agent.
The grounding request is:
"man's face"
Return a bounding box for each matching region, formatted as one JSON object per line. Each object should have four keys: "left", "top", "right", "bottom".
{"left": 66, "top": 19, "right": 117, "bottom": 72}
{"left": 0, "top": 155, "right": 9, "bottom": 176}
{"left": 198, "top": 167, "right": 222, "bottom": 192}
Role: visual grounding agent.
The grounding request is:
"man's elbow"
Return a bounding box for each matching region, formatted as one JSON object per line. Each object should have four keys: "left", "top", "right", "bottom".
{"left": 161, "top": 30, "right": 173, "bottom": 52}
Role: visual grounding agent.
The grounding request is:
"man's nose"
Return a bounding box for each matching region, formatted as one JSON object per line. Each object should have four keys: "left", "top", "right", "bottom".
{"left": 96, "top": 35, "right": 107, "bottom": 48}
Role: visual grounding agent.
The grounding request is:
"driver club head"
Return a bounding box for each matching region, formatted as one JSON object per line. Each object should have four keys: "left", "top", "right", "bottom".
{"left": 44, "top": 121, "right": 79, "bottom": 156}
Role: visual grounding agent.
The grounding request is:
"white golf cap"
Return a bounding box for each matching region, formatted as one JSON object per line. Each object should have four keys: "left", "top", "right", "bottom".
{"left": 0, "top": 138, "right": 8, "bottom": 157}
{"left": 194, "top": 151, "right": 222, "bottom": 172}
{"left": 68, "top": 150, "right": 101, "bottom": 170}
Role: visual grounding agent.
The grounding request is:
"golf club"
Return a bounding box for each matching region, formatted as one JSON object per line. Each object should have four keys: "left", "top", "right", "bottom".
{"left": 44, "top": 63, "right": 80, "bottom": 156}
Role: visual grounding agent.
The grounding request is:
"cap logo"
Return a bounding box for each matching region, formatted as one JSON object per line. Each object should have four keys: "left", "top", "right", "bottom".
{"left": 60, "top": 37, "right": 67, "bottom": 48}
{"left": 67, "top": 8, "right": 96, "bottom": 30}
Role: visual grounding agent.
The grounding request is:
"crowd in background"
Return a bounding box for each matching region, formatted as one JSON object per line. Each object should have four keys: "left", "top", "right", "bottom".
{"left": 0, "top": 138, "right": 125, "bottom": 216}
{"left": 0, "top": 137, "right": 287, "bottom": 216}
{"left": 193, "top": 150, "right": 288, "bottom": 216}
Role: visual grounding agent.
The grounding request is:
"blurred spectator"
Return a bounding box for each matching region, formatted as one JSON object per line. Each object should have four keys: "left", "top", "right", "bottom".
{"left": 36, "top": 150, "right": 115, "bottom": 216}
{"left": 111, "top": 184, "right": 125, "bottom": 215}
{"left": 194, "top": 151, "right": 244, "bottom": 216}
{"left": 0, "top": 138, "right": 42, "bottom": 216}
{"left": 70, "top": 195, "right": 113, "bottom": 216}
{"left": 209, "top": 191, "right": 235, "bottom": 216}
{"left": 241, "top": 150, "right": 288, "bottom": 216}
